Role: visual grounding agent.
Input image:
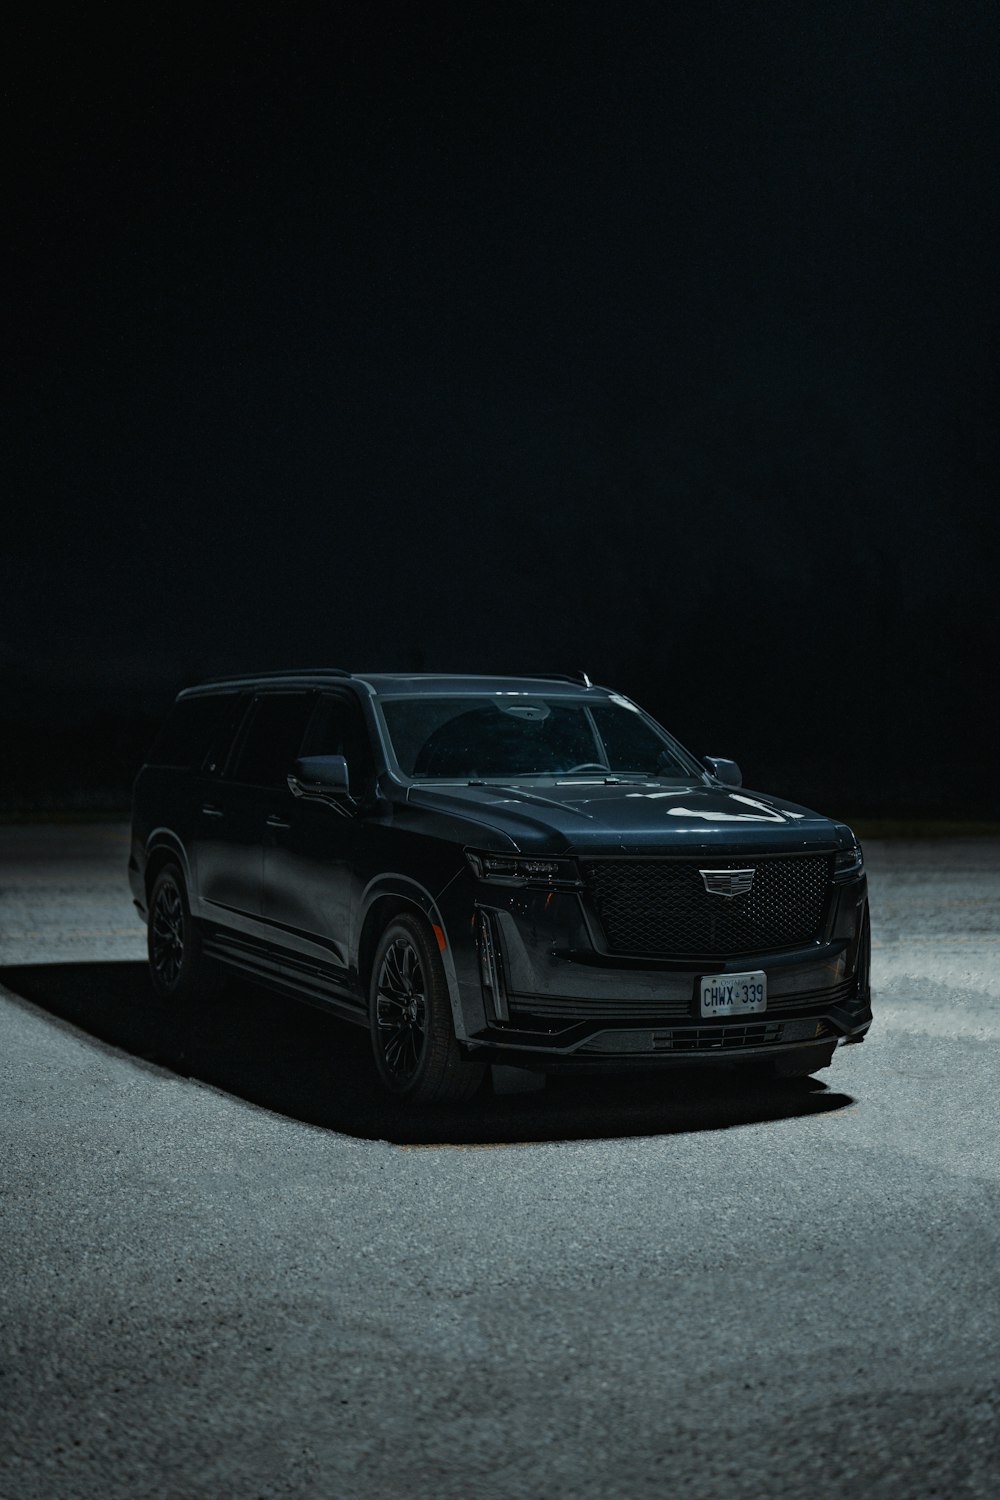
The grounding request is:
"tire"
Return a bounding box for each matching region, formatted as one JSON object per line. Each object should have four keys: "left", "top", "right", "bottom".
{"left": 147, "top": 862, "right": 217, "bottom": 1006}
{"left": 369, "top": 912, "right": 486, "bottom": 1105}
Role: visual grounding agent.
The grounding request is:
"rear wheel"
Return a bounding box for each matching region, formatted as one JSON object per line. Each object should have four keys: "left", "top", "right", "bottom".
{"left": 147, "top": 863, "right": 217, "bottom": 1005}
{"left": 369, "top": 913, "right": 485, "bottom": 1105}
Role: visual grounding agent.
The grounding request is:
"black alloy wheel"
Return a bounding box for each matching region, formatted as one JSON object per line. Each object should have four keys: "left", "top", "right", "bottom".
{"left": 147, "top": 863, "right": 216, "bottom": 1004}
{"left": 369, "top": 913, "right": 485, "bottom": 1105}
{"left": 150, "top": 875, "right": 186, "bottom": 990}
{"left": 375, "top": 935, "right": 428, "bottom": 1083}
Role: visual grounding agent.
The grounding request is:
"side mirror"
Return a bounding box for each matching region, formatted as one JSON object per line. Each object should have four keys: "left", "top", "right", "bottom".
{"left": 704, "top": 756, "right": 742, "bottom": 788}
{"left": 289, "top": 754, "right": 351, "bottom": 797}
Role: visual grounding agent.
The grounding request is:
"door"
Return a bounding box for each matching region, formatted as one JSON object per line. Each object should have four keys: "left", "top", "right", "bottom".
{"left": 194, "top": 690, "right": 316, "bottom": 940}
{"left": 261, "top": 691, "right": 378, "bottom": 992}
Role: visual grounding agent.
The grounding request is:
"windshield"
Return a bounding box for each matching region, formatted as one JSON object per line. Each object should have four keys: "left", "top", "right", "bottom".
{"left": 379, "top": 695, "right": 706, "bottom": 782}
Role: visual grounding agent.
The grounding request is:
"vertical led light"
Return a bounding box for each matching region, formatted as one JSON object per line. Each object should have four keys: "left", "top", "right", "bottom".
{"left": 476, "top": 909, "right": 509, "bottom": 1022}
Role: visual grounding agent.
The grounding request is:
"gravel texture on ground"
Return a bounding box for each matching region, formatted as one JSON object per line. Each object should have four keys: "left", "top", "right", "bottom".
{"left": 1, "top": 827, "right": 997, "bottom": 1498}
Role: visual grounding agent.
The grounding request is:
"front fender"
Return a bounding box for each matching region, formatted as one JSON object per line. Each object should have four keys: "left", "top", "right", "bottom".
{"left": 355, "top": 873, "right": 469, "bottom": 1042}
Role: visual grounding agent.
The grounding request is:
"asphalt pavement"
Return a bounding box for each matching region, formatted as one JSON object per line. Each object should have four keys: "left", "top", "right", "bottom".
{"left": 0, "top": 825, "right": 997, "bottom": 1498}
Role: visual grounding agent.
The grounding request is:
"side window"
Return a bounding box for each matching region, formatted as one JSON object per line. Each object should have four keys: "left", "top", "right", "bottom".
{"left": 147, "top": 693, "right": 244, "bottom": 771}
{"left": 205, "top": 694, "right": 251, "bottom": 775}
{"left": 230, "top": 693, "right": 315, "bottom": 788}
{"left": 302, "top": 694, "right": 377, "bottom": 795}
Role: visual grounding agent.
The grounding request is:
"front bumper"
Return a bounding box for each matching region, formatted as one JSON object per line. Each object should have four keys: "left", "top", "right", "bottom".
{"left": 460, "top": 989, "right": 871, "bottom": 1070}
{"left": 439, "top": 866, "right": 871, "bottom": 1070}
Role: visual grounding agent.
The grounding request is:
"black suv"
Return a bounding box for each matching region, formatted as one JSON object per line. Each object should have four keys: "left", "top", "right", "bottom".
{"left": 129, "top": 670, "right": 871, "bottom": 1104}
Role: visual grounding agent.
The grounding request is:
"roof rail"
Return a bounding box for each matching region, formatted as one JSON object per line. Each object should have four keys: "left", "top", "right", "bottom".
{"left": 517, "top": 671, "right": 594, "bottom": 687}
{"left": 196, "top": 667, "right": 352, "bottom": 685}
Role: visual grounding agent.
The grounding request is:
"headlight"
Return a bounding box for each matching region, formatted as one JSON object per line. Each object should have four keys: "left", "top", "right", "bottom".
{"left": 465, "top": 850, "right": 579, "bottom": 886}
{"left": 833, "top": 843, "right": 864, "bottom": 879}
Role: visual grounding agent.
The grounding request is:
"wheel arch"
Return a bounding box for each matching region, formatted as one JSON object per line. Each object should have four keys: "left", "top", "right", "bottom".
{"left": 144, "top": 830, "right": 193, "bottom": 901}
{"left": 355, "top": 878, "right": 468, "bottom": 1041}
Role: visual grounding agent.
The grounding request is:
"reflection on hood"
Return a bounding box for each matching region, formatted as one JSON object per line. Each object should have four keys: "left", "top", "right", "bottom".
{"left": 625, "top": 792, "right": 805, "bottom": 823}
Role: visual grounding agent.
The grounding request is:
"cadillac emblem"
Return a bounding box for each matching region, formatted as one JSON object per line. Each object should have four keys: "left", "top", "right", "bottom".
{"left": 700, "top": 868, "right": 755, "bottom": 898}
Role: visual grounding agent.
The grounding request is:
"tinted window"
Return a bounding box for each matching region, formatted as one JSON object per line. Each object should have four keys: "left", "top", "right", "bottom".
{"left": 384, "top": 698, "right": 598, "bottom": 778}
{"left": 147, "top": 694, "right": 242, "bottom": 770}
{"left": 302, "top": 694, "right": 376, "bottom": 795}
{"left": 588, "top": 704, "right": 693, "bottom": 777}
{"left": 380, "top": 695, "right": 703, "bottom": 781}
{"left": 231, "top": 693, "right": 315, "bottom": 787}
{"left": 204, "top": 694, "right": 251, "bottom": 775}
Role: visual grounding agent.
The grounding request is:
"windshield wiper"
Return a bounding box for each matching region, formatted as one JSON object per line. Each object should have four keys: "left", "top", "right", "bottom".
{"left": 556, "top": 771, "right": 648, "bottom": 782}
{"left": 464, "top": 771, "right": 654, "bottom": 785}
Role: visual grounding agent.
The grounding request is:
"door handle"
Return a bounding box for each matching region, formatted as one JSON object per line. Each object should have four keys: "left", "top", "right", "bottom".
{"left": 201, "top": 805, "right": 225, "bottom": 818}
{"left": 265, "top": 815, "right": 291, "bottom": 831}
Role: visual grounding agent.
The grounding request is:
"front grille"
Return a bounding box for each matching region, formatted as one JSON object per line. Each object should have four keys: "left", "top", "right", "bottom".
{"left": 767, "top": 978, "right": 855, "bottom": 1013}
{"left": 508, "top": 993, "right": 692, "bottom": 1023}
{"left": 583, "top": 855, "right": 831, "bottom": 957}
{"left": 577, "top": 1022, "right": 784, "bottom": 1054}
{"left": 577, "top": 1019, "right": 835, "bottom": 1055}
{"left": 660, "top": 1022, "right": 783, "bottom": 1051}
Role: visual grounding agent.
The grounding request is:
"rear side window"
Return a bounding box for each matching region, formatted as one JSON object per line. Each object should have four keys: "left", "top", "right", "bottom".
{"left": 146, "top": 694, "right": 242, "bottom": 771}
{"left": 230, "top": 693, "right": 315, "bottom": 787}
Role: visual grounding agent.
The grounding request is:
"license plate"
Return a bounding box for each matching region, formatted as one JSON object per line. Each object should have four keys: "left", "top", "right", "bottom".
{"left": 699, "top": 970, "right": 767, "bottom": 1018}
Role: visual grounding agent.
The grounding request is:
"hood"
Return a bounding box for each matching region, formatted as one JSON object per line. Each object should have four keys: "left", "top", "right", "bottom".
{"left": 403, "top": 779, "right": 844, "bottom": 856}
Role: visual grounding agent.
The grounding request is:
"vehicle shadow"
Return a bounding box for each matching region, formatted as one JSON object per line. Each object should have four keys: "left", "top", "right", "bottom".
{"left": 0, "top": 962, "right": 855, "bottom": 1145}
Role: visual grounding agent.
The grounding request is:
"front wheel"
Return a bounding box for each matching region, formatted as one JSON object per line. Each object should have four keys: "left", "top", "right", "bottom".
{"left": 369, "top": 913, "right": 485, "bottom": 1105}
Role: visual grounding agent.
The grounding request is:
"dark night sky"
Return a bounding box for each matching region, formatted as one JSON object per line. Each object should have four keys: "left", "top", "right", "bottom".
{"left": 6, "top": 2, "right": 999, "bottom": 813}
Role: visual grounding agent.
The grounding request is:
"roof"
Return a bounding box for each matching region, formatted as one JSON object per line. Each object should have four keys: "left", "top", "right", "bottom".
{"left": 179, "top": 670, "right": 608, "bottom": 700}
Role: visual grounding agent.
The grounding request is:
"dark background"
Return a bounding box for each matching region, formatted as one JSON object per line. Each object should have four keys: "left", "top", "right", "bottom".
{"left": 5, "top": 2, "right": 998, "bottom": 819}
